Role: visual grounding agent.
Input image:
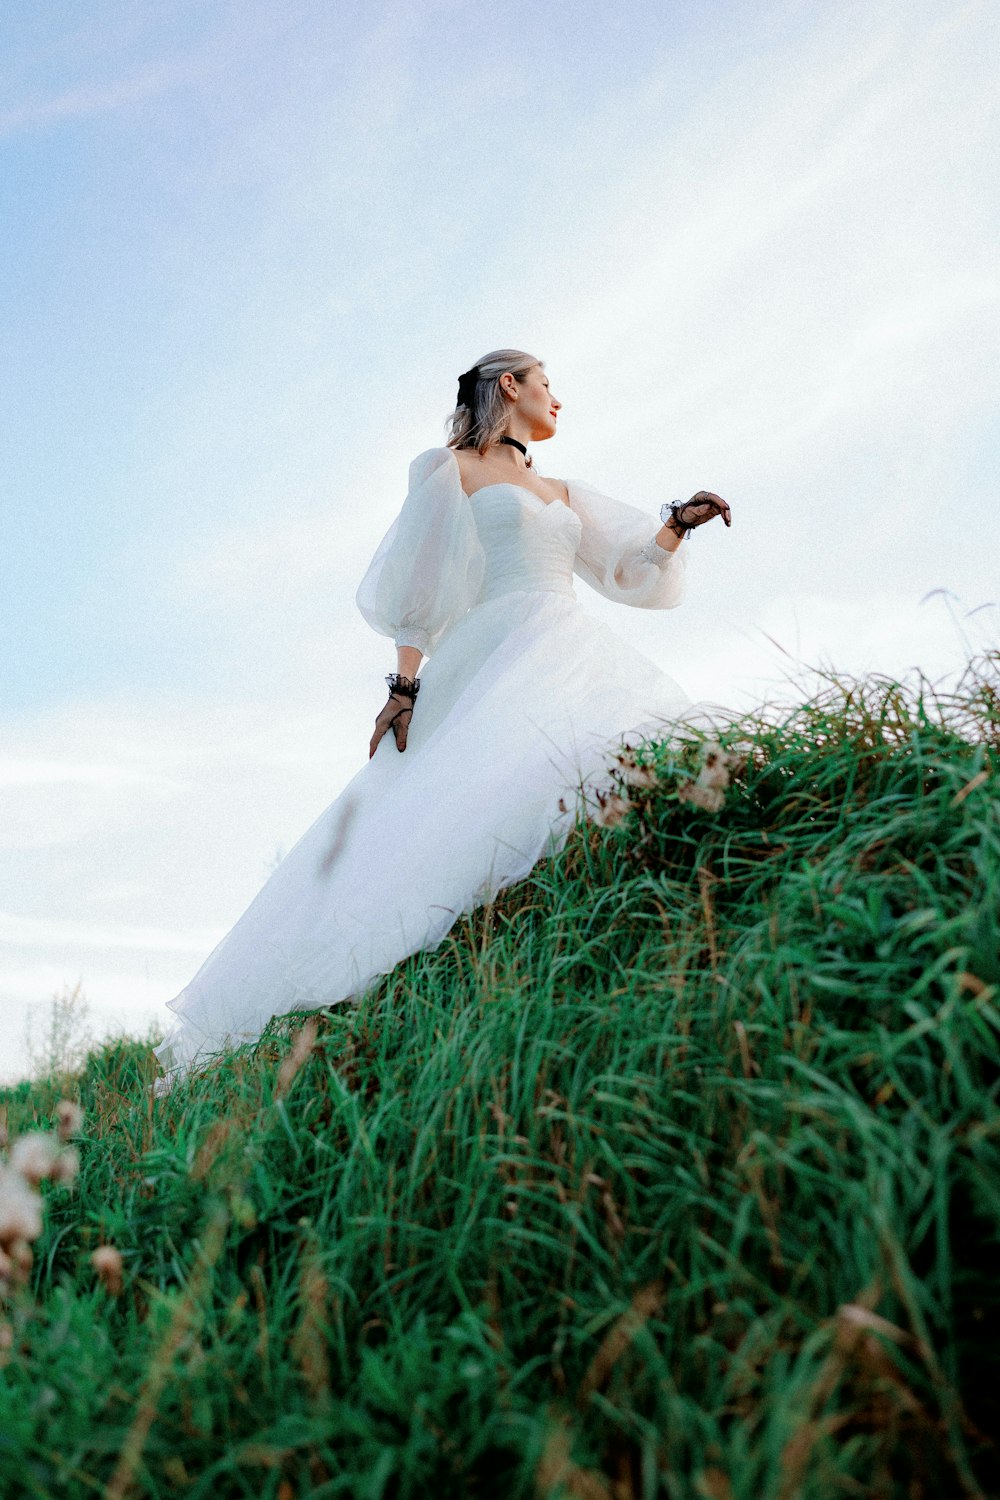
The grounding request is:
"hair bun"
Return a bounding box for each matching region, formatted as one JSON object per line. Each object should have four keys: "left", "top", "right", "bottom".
{"left": 456, "top": 367, "right": 479, "bottom": 408}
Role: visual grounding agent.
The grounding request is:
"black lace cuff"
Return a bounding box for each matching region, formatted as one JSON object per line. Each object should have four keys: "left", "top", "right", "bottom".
{"left": 660, "top": 500, "right": 695, "bottom": 539}
{"left": 385, "top": 673, "right": 421, "bottom": 700}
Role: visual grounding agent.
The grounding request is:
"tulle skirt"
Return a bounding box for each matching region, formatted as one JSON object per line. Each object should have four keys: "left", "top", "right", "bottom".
{"left": 154, "top": 588, "right": 697, "bottom": 1082}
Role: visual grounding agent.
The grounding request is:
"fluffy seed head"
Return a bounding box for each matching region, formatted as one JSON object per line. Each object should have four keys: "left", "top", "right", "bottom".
{"left": 91, "top": 1244, "right": 124, "bottom": 1295}
{"left": 0, "top": 1169, "right": 45, "bottom": 1245}
{"left": 617, "top": 753, "right": 658, "bottom": 790}
{"left": 8, "top": 1239, "right": 33, "bottom": 1283}
{"left": 9, "top": 1132, "right": 61, "bottom": 1187}
{"left": 55, "top": 1101, "right": 84, "bottom": 1141}
{"left": 591, "top": 791, "right": 631, "bottom": 829}
{"left": 679, "top": 781, "right": 726, "bottom": 813}
{"left": 697, "top": 742, "right": 733, "bottom": 792}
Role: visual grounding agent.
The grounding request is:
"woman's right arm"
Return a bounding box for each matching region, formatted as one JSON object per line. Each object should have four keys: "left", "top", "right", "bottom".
{"left": 367, "top": 644, "right": 426, "bottom": 759}
{"left": 357, "top": 448, "right": 484, "bottom": 756}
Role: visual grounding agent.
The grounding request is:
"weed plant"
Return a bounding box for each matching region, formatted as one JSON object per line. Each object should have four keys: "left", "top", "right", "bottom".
{"left": 1, "top": 661, "right": 998, "bottom": 1499}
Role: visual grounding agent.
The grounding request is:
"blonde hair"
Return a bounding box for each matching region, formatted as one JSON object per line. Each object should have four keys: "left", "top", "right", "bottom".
{"left": 446, "top": 348, "right": 542, "bottom": 455}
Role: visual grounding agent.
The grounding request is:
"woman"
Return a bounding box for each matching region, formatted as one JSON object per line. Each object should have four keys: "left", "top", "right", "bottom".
{"left": 153, "top": 349, "right": 730, "bottom": 1092}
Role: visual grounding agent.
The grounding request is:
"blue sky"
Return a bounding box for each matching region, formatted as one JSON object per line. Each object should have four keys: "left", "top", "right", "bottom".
{"left": 2, "top": 0, "right": 998, "bottom": 1080}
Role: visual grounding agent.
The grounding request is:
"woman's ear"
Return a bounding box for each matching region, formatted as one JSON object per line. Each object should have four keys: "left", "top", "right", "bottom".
{"left": 499, "top": 372, "right": 517, "bottom": 401}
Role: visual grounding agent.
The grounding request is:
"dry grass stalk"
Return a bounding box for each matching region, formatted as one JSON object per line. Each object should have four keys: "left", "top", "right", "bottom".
{"left": 104, "top": 1204, "right": 230, "bottom": 1500}
{"left": 275, "top": 1018, "right": 320, "bottom": 1100}
{"left": 577, "top": 1280, "right": 665, "bottom": 1405}
{"left": 535, "top": 1411, "right": 614, "bottom": 1500}
{"left": 777, "top": 1288, "right": 935, "bottom": 1500}
{"left": 292, "top": 1239, "right": 331, "bottom": 1405}
{"left": 249, "top": 1262, "right": 270, "bottom": 1367}
{"left": 951, "top": 767, "right": 990, "bottom": 806}
{"left": 733, "top": 1020, "right": 760, "bottom": 1079}
{"left": 698, "top": 865, "right": 719, "bottom": 971}
{"left": 696, "top": 1469, "right": 734, "bottom": 1500}
{"left": 190, "top": 1118, "right": 236, "bottom": 1182}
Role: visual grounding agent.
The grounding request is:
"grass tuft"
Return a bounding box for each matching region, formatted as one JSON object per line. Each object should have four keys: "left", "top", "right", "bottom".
{"left": 2, "top": 656, "right": 998, "bottom": 1498}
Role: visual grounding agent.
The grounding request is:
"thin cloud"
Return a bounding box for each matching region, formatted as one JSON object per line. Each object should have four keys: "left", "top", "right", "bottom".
{"left": 0, "top": 911, "right": 219, "bottom": 955}
{"left": 0, "top": 759, "right": 174, "bottom": 791}
{"left": 0, "top": 64, "right": 195, "bottom": 136}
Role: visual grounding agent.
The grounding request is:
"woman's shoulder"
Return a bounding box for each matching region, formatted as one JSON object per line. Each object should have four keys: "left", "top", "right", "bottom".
{"left": 538, "top": 474, "right": 570, "bottom": 504}
{"left": 407, "top": 446, "right": 459, "bottom": 488}
{"left": 451, "top": 446, "right": 497, "bottom": 495}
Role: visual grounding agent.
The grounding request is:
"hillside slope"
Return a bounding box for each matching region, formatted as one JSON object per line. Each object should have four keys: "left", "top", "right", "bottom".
{"left": 2, "top": 662, "right": 998, "bottom": 1500}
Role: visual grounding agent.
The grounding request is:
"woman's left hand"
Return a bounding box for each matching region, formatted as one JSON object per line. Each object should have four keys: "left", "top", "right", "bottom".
{"left": 674, "top": 492, "right": 732, "bottom": 530}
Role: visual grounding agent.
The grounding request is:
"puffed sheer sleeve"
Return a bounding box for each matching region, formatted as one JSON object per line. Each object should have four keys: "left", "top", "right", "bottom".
{"left": 355, "top": 448, "right": 485, "bottom": 654}
{"left": 566, "top": 478, "right": 687, "bottom": 609}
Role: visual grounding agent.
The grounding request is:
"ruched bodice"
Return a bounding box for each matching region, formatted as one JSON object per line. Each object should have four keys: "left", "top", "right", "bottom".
{"left": 468, "top": 484, "right": 581, "bottom": 605}
{"left": 355, "top": 448, "right": 686, "bottom": 654}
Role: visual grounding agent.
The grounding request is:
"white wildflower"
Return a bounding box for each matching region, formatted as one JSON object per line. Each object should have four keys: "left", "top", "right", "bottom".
{"left": 55, "top": 1101, "right": 84, "bottom": 1141}
{"left": 616, "top": 753, "right": 658, "bottom": 790}
{"left": 678, "top": 741, "right": 737, "bottom": 813}
{"left": 8, "top": 1236, "right": 32, "bottom": 1272}
{"left": 591, "top": 791, "right": 631, "bottom": 829}
{"left": 679, "top": 781, "right": 726, "bottom": 813}
{"left": 7, "top": 1239, "right": 33, "bottom": 1285}
{"left": 9, "top": 1132, "right": 61, "bottom": 1188}
{"left": 91, "top": 1244, "right": 124, "bottom": 1296}
{"left": 697, "top": 741, "right": 733, "bottom": 792}
{"left": 0, "top": 1169, "right": 43, "bottom": 1245}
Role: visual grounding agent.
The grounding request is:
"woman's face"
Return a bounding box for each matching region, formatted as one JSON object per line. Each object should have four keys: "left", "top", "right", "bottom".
{"left": 508, "top": 364, "right": 561, "bottom": 440}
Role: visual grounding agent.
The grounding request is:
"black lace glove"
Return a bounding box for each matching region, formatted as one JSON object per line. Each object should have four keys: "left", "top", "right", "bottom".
{"left": 661, "top": 492, "right": 732, "bottom": 539}
{"left": 369, "top": 674, "right": 420, "bottom": 758}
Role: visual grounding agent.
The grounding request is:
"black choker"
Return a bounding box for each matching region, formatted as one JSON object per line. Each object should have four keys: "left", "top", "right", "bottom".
{"left": 499, "top": 435, "right": 532, "bottom": 467}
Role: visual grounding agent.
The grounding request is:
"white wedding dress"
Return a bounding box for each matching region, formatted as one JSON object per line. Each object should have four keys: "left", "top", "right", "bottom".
{"left": 153, "top": 446, "right": 697, "bottom": 1085}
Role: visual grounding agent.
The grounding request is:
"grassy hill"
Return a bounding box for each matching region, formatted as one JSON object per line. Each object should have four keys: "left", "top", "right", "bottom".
{"left": 2, "top": 662, "right": 998, "bottom": 1500}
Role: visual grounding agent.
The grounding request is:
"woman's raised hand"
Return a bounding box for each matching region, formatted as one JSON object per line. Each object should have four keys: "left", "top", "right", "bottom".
{"left": 658, "top": 492, "right": 731, "bottom": 544}
{"left": 673, "top": 492, "right": 732, "bottom": 531}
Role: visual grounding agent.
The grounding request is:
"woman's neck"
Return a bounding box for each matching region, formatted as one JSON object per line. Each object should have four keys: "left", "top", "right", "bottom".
{"left": 495, "top": 434, "right": 531, "bottom": 470}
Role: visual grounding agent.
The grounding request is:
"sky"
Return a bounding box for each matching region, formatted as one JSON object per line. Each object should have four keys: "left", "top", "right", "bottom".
{"left": 2, "top": 0, "right": 998, "bottom": 1083}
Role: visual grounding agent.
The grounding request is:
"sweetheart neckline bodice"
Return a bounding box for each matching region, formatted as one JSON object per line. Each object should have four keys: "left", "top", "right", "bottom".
{"left": 464, "top": 481, "right": 576, "bottom": 516}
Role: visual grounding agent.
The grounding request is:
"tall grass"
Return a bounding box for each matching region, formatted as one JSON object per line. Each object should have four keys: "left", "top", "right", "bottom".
{"left": 2, "top": 660, "right": 998, "bottom": 1499}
